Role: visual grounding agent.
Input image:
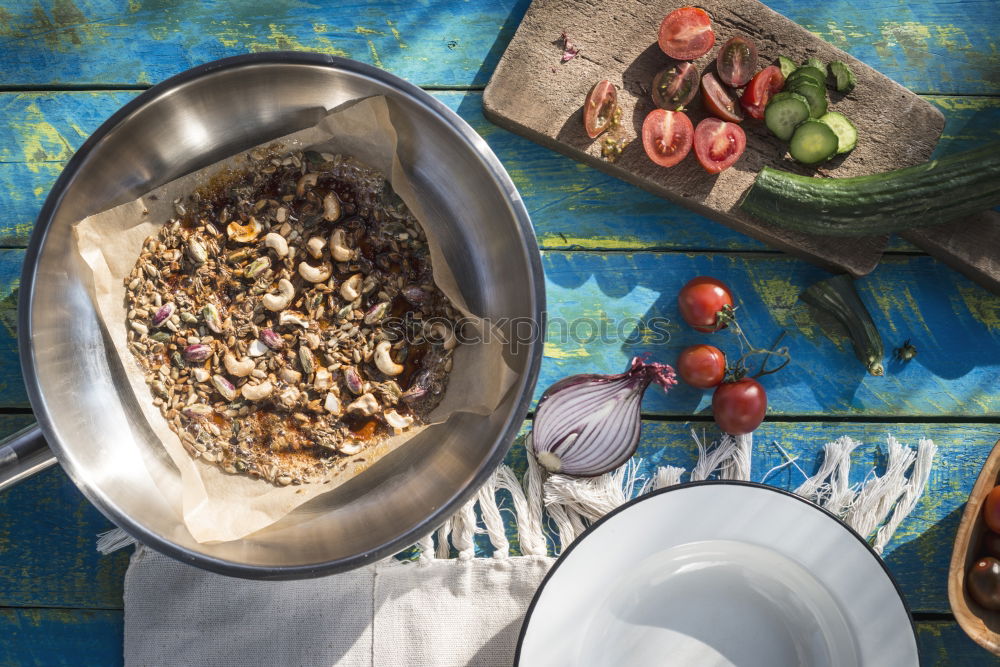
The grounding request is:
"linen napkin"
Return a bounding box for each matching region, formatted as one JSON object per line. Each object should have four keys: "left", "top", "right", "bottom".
{"left": 117, "top": 432, "right": 936, "bottom": 666}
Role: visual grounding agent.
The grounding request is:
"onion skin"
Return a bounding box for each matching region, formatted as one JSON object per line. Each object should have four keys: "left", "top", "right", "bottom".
{"left": 531, "top": 358, "right": 677, "bottom": 477}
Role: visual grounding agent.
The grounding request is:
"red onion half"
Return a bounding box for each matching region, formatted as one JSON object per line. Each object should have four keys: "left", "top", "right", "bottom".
{"left": 531, "top": 357, "right": 677, "bottom": 476}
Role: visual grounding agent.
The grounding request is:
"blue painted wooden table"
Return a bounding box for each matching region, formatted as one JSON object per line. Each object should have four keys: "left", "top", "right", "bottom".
{"left": 0, "top": 1, "right": 998, "bottom": 664}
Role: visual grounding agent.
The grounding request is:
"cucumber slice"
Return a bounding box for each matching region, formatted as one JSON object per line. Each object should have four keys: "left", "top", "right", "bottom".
{"left": 790, "top": 120, "right": 839, "bottom": 165}
{"left": 785, "top": 66, "right": 826, "bottom": 89}
{"left": 787, "top": 81, "right": 828, "bottom": 118}
{"left": 819, "top": 111, "right": 858, "bottom": 153}
{"left": 803, "top": 57, "right": 827, "bottom": 75}
{"left": 829, "top": 61, "right": 857, "bottom": 93}
{"left": 777, "top": 55, "right": 797, "bottom": 79}
{"left": 765, "top": 93, "right": 810, "bottom": 141}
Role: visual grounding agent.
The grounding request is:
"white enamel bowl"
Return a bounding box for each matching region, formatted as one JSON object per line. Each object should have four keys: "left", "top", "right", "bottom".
{"left": 516, "top": 481, "right": 918, "bottom": 667}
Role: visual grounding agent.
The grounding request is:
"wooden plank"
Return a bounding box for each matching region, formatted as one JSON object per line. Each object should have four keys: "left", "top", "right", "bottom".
{"left": 0, "top": 0, "right": 995, "bottom": 95}
{"left": 917, "top": 620, "right": 1000, "bottom": 666}
{"left": 1, "top": 91, "right": 997, "bottom": 251}
{"left": 534, "top": 251, "right": 1000, "bottom": 417}
{"left": 0, "top": 249, "right": 998, "bottom": 415}
{"left": 0, "top": 608, "right": 123, "bottom": 667}
{"left": 0, "top": 418, "right": 996, "bottom": 613}
{"left": 0, "top": 0, "right": 531, "bottom": 89}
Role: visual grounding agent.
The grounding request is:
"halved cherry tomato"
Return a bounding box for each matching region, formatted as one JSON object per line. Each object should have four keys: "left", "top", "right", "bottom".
{"left": 658, "top": 7, "right": 715, "bottom": 60}
{"left": 701, "top": 72, "right": 743, "bottom": 123}
{"left": 652, "top": 62, "right": 700, "bottom": 110}
{"left": 713, "top": 378, "right": 767, "bottom": 435}
{"left": 693, "top": 118, "right": 746, "bottom": 174}
{"left": 740, "top": 65, "right": 784, "bottom": 119}
{"left": 716, "top": 36, "right": 758, "bottom": 87}
{"left": 677, "top": 275, "right": 733, "bottom": 332}
{"left": 583, "top": 80, "right": 619, "bottom": 139}
{"left": 641, "top": 109, "right": 694, "bottom": 168}
{"left": 677, "top": 344, "right": 727, "bottom": 389}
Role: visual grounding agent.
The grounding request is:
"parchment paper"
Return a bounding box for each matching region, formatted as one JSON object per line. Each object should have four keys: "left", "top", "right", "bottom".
{"left": 73, "top": 96, "right": 517, "bottom": 543}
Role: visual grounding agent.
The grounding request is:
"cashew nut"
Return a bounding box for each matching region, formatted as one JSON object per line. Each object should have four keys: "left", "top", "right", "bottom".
{"left": 263, "top": 232, "right": 288, "bottom": 258}
{"left": 314, "top": 367, "right": 332, "bottom": 391}
{"left": 329, "top": 228, "right": 353, "bottom": 262}
{"left": 227, "top": 217, "right": 261, "bottom": 243}
{"left": 338, "top": 441, "right": 363, "bottom": 455}
{"left": 248, "top": 339, "right": 269, "bottom": 357}
{"left": 429, "top": 322, "right": 458, "bottom": 350}
{"left": 262, "top": 278, "right": 295, "bottom": 311}
{"left": 305, "top": 236, "right": 326, "bottom": 259}
{"left": 223, "top": 353, "right": 255, "bottom": 377}
{"left": 296, "top": 172, "right": 318, "bottom": 196}
{"left": 374, "top": 340, "right": 404, "bottom": 376}
{"left": 298, "top": 261, "right": 332, "bottom": 283}
{"left": 278, "top": 310, "right": 308, "bottom": 328}
{"left": 345, "top": 392, "right": 379, "bottom": 416}
{"left": 241, "top": 380, "right": 273, "bottom": 402}
{"left": 384, "top": 409, "right": 414, "bottom": 432}
{"left": 322, "top": 192, "right": 342, "bottom": 222}
{"left": 278, "top": 386, "right": 301, "bottom": 409}
{"left": 340, "top": 273, "right": 363, "bottom": 301}
{"left": 324, "top": 392, "right": 342, "bottom": 415}
{"left": 278, "top": 367, "right": 302, "bottom": 384}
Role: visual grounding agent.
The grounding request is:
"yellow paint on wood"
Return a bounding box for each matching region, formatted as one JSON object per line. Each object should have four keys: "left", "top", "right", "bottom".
{"left": 367, "top": 40, "right": 383, "bottom": 68}
{"left": 749, "top": 276, "right": 820, "bottom": 341}
{"left": 958, "top": 285, "right": 1000, "bottom": 332}
{"left": 355, "top": 26, "right": 385, "bottom": 36}
{"left": 6, "top": 100, "right": 75, "bottom": 169}
{"left": 387, "top": 20, "right": 407, "bottom": 48}
{"left": 934, "top": 25, "right": 973, "bottom": 51}
{"left": 543, "top": 341, "right": 589, "bottom": 359}
{"left": 537, "top": 233, "right": 647, "bottom": 250}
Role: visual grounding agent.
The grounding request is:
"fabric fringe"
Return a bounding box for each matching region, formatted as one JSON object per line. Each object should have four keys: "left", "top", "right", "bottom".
{"left": 96, "top": 431, "right": 938, "bottom": 560}
{"left": 97, "top": 528, "right": 136, "bottom": 555}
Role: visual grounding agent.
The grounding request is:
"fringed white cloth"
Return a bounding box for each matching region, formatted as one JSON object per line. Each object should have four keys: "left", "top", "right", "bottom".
{"left": 99, "top": 431, "right": 937, "bottom": 559}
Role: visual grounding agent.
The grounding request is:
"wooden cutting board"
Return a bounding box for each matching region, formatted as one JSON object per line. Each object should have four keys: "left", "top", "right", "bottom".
{"left": 483, "top": 0, "right": 946, "bottom": 276}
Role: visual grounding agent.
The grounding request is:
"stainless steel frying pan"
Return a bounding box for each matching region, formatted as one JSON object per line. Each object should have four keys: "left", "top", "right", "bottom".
{"left": 0, "top": 54, "right": 544, "bottom": 578}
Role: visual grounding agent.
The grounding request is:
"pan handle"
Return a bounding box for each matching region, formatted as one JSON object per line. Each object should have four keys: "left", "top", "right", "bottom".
{"left": 0, "top": 424, "right": 57, "bottom": 493}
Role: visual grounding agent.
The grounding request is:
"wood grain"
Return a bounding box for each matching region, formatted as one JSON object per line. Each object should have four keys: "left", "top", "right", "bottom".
{"left": 1, "top": 91, "right": 996, "bottom": 253}
{"left": 0, "top": 249, "right": 997, "bottom": 414}
{"left": 3, "top": 419, "right": 999, "bottom": 614}
{"left": 949, "top": 438, "right": 1000, "bottom": 655}
{"left": 0, "top": 0, "right": 995, "bottom": 94}
{"left": 483, "top": 0, "right": 949, "bottom": 275}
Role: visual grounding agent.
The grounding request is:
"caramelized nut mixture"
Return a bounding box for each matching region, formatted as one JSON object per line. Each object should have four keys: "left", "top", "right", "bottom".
{"left": 124, "top": 150, "right": 457, "bottom": 486}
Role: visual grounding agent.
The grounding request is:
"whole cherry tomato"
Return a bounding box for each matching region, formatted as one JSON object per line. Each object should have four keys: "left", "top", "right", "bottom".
{"left": 983, "top": 485, "right": 1000, "bottom": 533}
{"left": 981, "top": 531, "right": 1000, "bottom": 559}
{"left": 677, "top": 344, "right": 727, "bottom": 389}
{"left": 677, "top": 276, "right": 734, "bottom": 332}
{"left": 968, "top": 557, "right": 1000, "bottom": 610}
{"left": 712, "top": 378, "right": 767, "bottom": 435}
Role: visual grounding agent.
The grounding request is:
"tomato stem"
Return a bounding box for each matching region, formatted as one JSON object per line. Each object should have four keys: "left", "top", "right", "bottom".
{"left": 716, "top": 307, "right": 791, "bottom": 381}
